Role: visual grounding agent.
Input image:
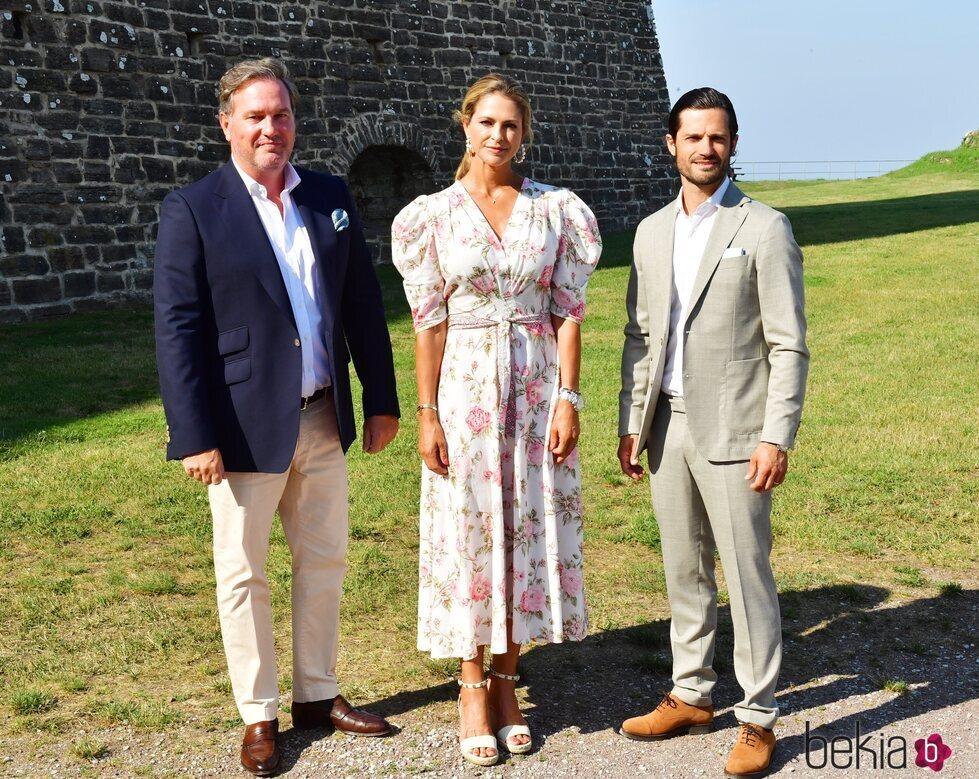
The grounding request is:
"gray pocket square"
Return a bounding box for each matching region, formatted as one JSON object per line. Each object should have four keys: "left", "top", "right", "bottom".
{"left": 332, "top": 208, "right": 349, "bottom": 232}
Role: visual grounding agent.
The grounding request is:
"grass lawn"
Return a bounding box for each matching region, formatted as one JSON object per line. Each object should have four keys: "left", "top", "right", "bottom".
{"left": 1, "top": 158, "right": 976, "bottom": 748}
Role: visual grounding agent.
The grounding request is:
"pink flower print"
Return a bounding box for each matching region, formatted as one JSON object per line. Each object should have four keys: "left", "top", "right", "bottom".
{"left": 525, "top": 320, "right": 544, "bottom": 337}
{"left": 471, "top": 273, "right": 496, "bottom": 295}
{"left": 527, "top": 437, "right": 545, "bottom": 467}
{"left": 448, "top": 190, "right": 464, "bottom": 208}
{"left": 451, "top": 453, "right": 472, "bottom": 482}
{"left": 412, "top": 290, "right": 443, "bottom": 326}
{"left": 470, "top": 574, "right": 491, "bottom": 602}
{"left": 466, "top": 406, "right": 492, "bottom": 434}
{"left": 483, "top": 467, "right": 502, "bottom": 486}
{"left": 537, "top": 263, "right": 554, "bottom": 289}
{"left": 552, "top": 287, "right": 577, "bottom": 314}
{"left": 520, "top": 587, "right": 546, "bottom": 613}
{"left": 520, "top": 522, "right": 535, "bottom": 544}
{"left": 391, "top": 220, "right": 414, "bottom": 244}
{"left": 565, "top": 614, "right": 586, "bottom": 640}
{"left": 525, "top": 377, "right": 544, "bottom": 407}
{"left": 569, "top": 301, "right": 586, "bottom": 321}
{"left": 560, "top": 567, "right": 583, "bottom": 596}
{"left": 513, "top": 569, "right": 526, "bottom": 585}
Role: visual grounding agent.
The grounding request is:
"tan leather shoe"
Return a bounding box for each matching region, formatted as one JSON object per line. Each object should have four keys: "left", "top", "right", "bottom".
{"left": 619, "top": 692, "right": 714, "bottom": 740}
{"left": 240, "top": 719, "right": 280, "bottom": 777}
{"left": 291, "top": 695, "right": 393, "bottom": 736}
{"left": 725, "top": 722, "right": 776, "bottom": 777}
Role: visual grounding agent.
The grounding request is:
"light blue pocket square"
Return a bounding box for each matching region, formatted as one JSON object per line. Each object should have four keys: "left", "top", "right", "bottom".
{"left": 332, "top": 208, "right": 349, "bottom": 232}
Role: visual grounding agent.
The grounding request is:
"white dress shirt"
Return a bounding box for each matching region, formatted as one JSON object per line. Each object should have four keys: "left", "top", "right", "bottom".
{"left": 232, "top": 158, "right": 331, "bottom": 398}
{"left": 661, "top": 176, "right": 731, "bottom": 397}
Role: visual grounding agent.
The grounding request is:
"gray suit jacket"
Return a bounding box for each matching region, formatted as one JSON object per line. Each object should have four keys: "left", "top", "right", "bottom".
{"left": 619, "top": 182, "right": 809, "bottom": 463}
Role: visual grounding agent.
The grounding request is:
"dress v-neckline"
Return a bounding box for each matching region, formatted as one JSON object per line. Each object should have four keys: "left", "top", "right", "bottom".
{"left": 457, "top": 177, "right": 529, "bottom": 245}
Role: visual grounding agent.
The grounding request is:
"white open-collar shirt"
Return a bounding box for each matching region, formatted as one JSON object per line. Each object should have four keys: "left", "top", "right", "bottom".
{"left": 232, "top": 158, "right": 331, "bottom": 398}
{"left": 661, "top": 176, "right": 731, "bottom": 398}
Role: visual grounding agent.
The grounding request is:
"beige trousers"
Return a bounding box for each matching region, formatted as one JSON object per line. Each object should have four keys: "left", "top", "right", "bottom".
{"left": 648, "top": 394, "right": 781, "bottom": 730}
{"left": 208, "top": 396, "right": 348, "bottom": 725}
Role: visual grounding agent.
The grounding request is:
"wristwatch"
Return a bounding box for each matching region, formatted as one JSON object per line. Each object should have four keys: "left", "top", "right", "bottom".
{"left": 558, "top": 387, "right": 585, "bottom": 411}
{"left": 764, "top": 441, "right": 789, "bottom": 454}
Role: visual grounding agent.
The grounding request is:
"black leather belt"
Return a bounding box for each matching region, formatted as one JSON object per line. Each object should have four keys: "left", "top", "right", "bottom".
{"left": 300, "top": 387, "right": 327, "bottom": 411}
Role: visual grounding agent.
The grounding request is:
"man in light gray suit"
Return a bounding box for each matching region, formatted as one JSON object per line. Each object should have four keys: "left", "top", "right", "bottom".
{"left": 617, "top": 88, "right": 808, "bottom": 779}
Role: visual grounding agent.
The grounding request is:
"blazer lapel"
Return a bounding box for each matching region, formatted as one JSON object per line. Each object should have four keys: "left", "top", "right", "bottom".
{"left": 647, "top": 206, "right": 676, "bottom": 334}
{"left": 214, "top": 163, "right": 296, "bottom": 328}
{"left": 685, "top": 182, "right": 750, "bottom": 313}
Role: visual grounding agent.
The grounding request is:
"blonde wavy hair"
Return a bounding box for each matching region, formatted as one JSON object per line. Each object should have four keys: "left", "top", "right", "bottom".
{"left": 218, "top": 57, "right": 299, "bottom": 116}
{"left": 453, "top": 73, "right": 534, "bottom": 180}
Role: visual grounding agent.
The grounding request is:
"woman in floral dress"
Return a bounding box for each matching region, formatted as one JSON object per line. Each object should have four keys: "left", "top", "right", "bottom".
{"left": 392, "top": 74, "right": 601, "bottom": 766}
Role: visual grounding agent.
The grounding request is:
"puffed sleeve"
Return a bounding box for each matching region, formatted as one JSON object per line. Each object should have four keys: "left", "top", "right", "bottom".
{"left": 549, "top": 189, "right": 602, "bottom": 323}
{"left": 391, "top": 194, "right": 447, "bottom": 332}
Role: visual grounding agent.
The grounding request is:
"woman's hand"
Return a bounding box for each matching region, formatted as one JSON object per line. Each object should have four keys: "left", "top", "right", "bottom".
{"left": 549, "top": 399, "right": 580, "bottom": 464}
{"left": 418, "top": 410, "right": 449, "bottom": 475}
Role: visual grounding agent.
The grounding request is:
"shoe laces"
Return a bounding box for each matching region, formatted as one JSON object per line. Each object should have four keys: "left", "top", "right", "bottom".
{"left": 739, "top": 723, "right": 764, "bottom": 746}
{"left": 654, "top": 692, "right": 678, "bottom": 711}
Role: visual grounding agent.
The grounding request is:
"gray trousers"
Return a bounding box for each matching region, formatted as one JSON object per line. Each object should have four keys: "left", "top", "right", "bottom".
{"left": 648, "top": 394, "right": 781, "bottom": 729}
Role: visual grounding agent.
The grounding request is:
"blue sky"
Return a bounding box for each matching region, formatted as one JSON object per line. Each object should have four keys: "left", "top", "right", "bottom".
{"left": 651, "top": 1, "right": 979, "bottom": 164}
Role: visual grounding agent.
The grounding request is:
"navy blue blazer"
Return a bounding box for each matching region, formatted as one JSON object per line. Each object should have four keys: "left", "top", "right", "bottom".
{"left": 153, "top": 162, "right": 399, "bottom": 473}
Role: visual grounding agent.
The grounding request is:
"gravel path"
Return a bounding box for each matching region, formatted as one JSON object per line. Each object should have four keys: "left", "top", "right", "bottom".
{"left": 6, "top": 587, "right": 976, "bottom": 778}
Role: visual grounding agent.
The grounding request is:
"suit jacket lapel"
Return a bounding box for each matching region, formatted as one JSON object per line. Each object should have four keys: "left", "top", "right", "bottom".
{"left": 214, "top": 163, "right": 296, "bottom": 329}
{"left": 686, "top": 182, "right": 750, "bottom": 314}
{"left": 648, "top": 206, "right": 676, "bottom": 333}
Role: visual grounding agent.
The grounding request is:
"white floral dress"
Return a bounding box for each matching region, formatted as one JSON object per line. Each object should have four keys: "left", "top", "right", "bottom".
{"left": 392, "top": 178, "right": 602, "bottom": 659}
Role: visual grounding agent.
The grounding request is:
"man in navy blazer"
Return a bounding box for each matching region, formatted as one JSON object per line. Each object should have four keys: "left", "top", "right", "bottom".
{"left": 154, "top": 58, "right": 399, "bottom": 776}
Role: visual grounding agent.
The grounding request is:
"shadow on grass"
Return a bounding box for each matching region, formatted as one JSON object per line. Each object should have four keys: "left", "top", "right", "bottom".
{"left": 0, "top": 269, "right": 413, "bottom": 457}
{"left": 0, "top": 308, "right": 162, "bottom": 456}
{"left": 346, "top": 585, "right": 976, "bottom": 769}
{"left": 780, "top": 189, "right": 979, "bottom": 246}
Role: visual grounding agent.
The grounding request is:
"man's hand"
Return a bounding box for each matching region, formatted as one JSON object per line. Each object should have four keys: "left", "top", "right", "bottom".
{"left": 617, "top": 434, "right": 645, "bottom": 481}
{"left": 746, "top": 442, "right": 788, "bottom": 493}
{"left": 549, "top": 400, "right": 580, "bottom": 465}
{"left": 363, "top": 414, "right": 399, "bottom": 454}
{"left": 183, "top": 448, "right": 225, "bottom": 485}
{"left": 418, "top": 411, "right": 449, "bottom": 475}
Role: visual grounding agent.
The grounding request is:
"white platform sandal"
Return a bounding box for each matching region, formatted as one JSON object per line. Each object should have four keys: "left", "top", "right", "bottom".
{"left": 490, "top": 669, "right": 532, "bottom": 754}
{"left": 458, "top": 678, "right": 499, "bottom": 767}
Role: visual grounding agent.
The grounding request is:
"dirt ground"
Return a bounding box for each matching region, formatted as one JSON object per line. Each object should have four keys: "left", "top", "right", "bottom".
{"left": 4, "top": 586, "right": 976, "bottom": 778}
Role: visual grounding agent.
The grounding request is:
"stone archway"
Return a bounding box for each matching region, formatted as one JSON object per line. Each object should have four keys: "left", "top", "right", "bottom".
{"left": 347, "top": 145, "right": 438, "bottom": 264}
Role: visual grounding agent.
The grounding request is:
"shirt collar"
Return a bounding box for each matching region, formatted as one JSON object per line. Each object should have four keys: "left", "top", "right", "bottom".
{"left": 674, "top": 176, "right": 732, "bottom": 217}
{"left": 231, "top": 157, "right": 301, "bottom": 198}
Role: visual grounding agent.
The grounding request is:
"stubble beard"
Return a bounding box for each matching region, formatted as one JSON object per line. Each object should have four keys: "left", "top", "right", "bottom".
{"left": 675, "top": 155, "right": 729, "bottom": 189}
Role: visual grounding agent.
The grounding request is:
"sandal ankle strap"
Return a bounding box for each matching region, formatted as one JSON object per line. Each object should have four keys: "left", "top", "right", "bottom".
{"left": 458, "top": 677, "right": 489, "bottom": 689}
{"left": 489, "top": 669, "right": 520, "bottom": 683}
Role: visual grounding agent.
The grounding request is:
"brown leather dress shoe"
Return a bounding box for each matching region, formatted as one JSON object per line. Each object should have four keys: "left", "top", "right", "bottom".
{"left": 725, "top": 722, "right": 776, "bottom": 778}
{"left": 619, "top": 692, "right": 714, "bottom": 741}
{"left": 240, "top": 719, "right": 280, "bottom": 777}
{"left": 291, "top": 695, "right": 393, "bottom": 737}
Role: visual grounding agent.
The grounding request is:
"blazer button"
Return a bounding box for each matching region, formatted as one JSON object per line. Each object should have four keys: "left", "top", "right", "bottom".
{"left": 294, "top": 338, "right": 301, "bottom": 347}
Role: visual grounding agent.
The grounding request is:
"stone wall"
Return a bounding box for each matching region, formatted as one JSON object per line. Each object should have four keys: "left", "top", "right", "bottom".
{"left": 0, "top": 0, "right": 673, "bottom": 322}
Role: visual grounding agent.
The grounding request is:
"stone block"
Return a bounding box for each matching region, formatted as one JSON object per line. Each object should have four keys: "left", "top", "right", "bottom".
{"left": 81, "top": 47, "right": 117, "bottom": 72}
{"left": 97, "top": 271, "right": 127, "bottom": 292}
{"left": 1, "top": 253, "right": 50, "bottom": 277}
{"left": 12, "top": 276, "right": 62, "bottom": 305}
{"left": 2, "top": 225, "right": 26, "bottom": 253}
{"left": 64, "top": 271, "right": 98, "bottom": 299}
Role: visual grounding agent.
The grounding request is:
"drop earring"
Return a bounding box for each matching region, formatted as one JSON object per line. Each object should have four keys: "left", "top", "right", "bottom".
{"left": 514, "top": 144, "right": 527, "bottom": 164}
{"left": 465, "top": 137, "right": 474, "bottom": 156}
